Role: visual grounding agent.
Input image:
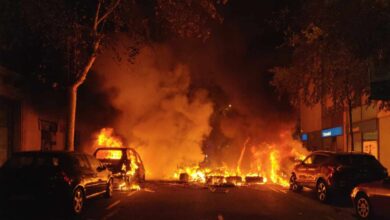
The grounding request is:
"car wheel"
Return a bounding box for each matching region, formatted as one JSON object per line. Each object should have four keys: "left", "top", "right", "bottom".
{"left": 355, "top": 193, "right": 372, "bottom": 219}
{"left": 316, "top": 180, "right": 329, "bottom": 202}
{"left": 72, "top": 188, "right": 84, "bottom": 215}
{"left": 105, "top": 179, "right": 113, "bottom": 198}
{"left": 289, "top": 174, "right": 302, "bottom": 192}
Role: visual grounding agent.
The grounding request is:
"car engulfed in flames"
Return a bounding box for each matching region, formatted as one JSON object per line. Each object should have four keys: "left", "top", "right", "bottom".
{"left": 92, "top": 128, "right": 144, "bottom": 191}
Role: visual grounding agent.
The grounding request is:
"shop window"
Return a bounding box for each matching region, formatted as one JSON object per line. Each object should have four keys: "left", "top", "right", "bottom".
{"left": 363, "top": 131, "right": 378, "bottom": 141}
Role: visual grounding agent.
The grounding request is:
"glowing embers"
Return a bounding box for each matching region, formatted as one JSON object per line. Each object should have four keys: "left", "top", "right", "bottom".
{"left": 117, "top": 182, "right": 141, "bottom": 191}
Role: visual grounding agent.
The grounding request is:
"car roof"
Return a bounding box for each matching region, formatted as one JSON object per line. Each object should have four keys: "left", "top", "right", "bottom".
{"left": 94, "top": 147, "right": 136, "bottom": 151}
{"left": 12, "top": 151, "right": 87, "bottom": 157}
{"left": 311, "top": 150, "right": 374, "bottom": 157}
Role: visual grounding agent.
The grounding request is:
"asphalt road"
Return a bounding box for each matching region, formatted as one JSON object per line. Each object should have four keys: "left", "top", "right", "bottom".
{"left": 82, "top": 181, "right": 356, "bottom": 220}
{"left": 2, "top": 181, "right": 359, "bottom": 220}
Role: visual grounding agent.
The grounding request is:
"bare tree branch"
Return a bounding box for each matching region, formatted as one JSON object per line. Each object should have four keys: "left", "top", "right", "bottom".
{"left": 97, "top": 0, "right": 121, "bottom": 25}
{"left": 93, "top": 0, "right": 102, "bottom": 31}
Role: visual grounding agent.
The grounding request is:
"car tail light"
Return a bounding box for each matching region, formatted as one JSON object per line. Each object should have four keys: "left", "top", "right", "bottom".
{"left": 327, "top": 166, "right": 336, "bottom": 178}
{"left": 60, "top": 171, "right": 72, "bottom": 185}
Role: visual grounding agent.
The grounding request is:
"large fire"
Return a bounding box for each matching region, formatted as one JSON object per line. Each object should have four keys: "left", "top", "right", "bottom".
{"left": 173, "top": 133, "right": 307, "bottom": 188}
{"left": 93, "top": 128, "right": 141, "bottom": 191}
{"left": 94, "top": 127, "right": 307, "bottom": 189}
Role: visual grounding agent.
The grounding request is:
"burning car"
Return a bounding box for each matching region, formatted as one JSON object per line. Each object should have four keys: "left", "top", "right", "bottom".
{"left": 94, "top": 147, "right": 145, "bottom": 190}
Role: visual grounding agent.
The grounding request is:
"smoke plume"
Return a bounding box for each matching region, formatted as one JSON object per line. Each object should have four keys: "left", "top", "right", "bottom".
{"left": 93, "top": 45, "right": 213, "bottom": 179}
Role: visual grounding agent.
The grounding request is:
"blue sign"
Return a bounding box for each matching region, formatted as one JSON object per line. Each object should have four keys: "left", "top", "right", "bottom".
{"left": 301, "top": 133, "right": 308, "bottom": 141}
{"left": 321, "top": 126, "right": 343, "bottom": 138}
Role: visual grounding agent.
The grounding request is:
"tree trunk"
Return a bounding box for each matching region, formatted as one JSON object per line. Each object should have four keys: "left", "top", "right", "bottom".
{"left": 348, "top": 98, "right": 354, "bottom": 151}
{"left": 66, "top": 86, "right": 78, "bottom": 151}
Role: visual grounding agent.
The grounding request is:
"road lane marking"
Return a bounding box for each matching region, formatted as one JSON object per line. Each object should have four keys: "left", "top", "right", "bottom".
{"left": 127, "top": 191, "right": 137, "bottom": 197}
{"left": 143, "top": 188, "right": 155, "bottom": 193}
{"left": 102, "top": 209, "right": 120, "bottom": 220}
{"left": 266, "top": 185, "right": 288, "bottom": 194}
{"left": 106, "top": 200, "right": 121, "bottom": 210}
{"left": 267, "top": 185, "right": 281, "bottom": 193}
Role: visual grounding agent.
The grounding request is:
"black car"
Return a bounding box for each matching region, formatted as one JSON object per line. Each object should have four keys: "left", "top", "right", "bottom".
{"left": 0, "top": 151, "right": 113, "bottom": 215}
{"left": 351, "top": 177, "right": 390, "bottom": 219}
{"left": 94, "top": 147, "right": 145, "bottom": 189}
{"left": 290, "top": 151, "right": 387, "bottom": 202}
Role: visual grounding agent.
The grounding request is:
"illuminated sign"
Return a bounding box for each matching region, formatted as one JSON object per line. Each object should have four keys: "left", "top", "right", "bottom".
{"left": 321, "top": 126, "right": 343, "bottom": 138}
{"left": 301, "top": 133, "right": 308, "bottom": 141}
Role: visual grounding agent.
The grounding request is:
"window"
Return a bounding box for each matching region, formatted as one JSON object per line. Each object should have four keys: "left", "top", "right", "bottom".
{"left": 72, "top": 155, "right": 91, "bottom": 171}
{"left": 313, "top": 155, "right": 328, "bottom": 165}
{"left": 303, "top": 155, "right": 314, "bottom": 165}
{"left": 95, "top": 149, "right": 123, "bottom": 160}
{"left": 86, "top": 155, "right": 101, "bottom": 170}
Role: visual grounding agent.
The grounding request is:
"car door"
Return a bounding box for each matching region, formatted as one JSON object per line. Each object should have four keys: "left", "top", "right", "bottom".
{"left": 373, "top": 178, "right": 390, "bottom": 216}
{"left": 73, "top": 154, "right": 98, "bottom": 197}
{"left": 307, "top": 154, "right": 329, "bottom": 188}
{"left": 297, "top": 154, "right": 315, "bottom": 186}
{"left": 86, "top": 155, "right": 107, "bottom": 193}
{"left": 135, "top": 152, "right": 145, "bottom": 180}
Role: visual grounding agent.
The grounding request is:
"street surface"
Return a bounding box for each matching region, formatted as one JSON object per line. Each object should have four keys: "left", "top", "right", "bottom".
{"left": 84, "top": 181, "right": 356, "bottom": 220}
{"left": 2, "top": 181, "right": 358, "bottom": 220}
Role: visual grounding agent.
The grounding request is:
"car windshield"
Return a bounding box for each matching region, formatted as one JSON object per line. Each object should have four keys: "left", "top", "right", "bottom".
{"left": 95, "top": 149, "right": 123, "bottom": 160}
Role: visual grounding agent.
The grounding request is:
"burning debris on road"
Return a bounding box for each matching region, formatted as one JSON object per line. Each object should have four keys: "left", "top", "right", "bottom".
{"left": 173, "top": 135, "right": 307, "bottom": 188}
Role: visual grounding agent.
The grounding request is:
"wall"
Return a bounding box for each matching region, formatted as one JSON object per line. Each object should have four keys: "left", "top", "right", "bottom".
{"left": 300, "top": 102, "right": 322, "bottom": 132}
{"left": 379, "top": 111, "right": 390, "bottom": 170}
{"left": 20, "top": 102, "right": 66, "bottom": 152}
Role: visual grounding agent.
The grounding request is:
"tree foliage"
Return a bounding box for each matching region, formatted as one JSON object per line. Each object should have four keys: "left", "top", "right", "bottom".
{"left": 271, "top": 0, "right": 390, "bottom": 110}
{"left": 1, "top": 0, "right": 225, "bottom": 87}
{"left": 0, "top": 0, "right": 226, "bottom": 150}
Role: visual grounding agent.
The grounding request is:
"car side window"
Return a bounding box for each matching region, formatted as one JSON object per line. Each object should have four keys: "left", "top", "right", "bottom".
{"left": 86, "top": 155, "right": 101, "bottom": 171}
{"left": 73, "top": 155, "right": 91, "bottom": 171}
{"left": 313, "top": 155, "right": 328, "bottom": 165}
{"left": 303, "top": 155, "right": 315, "bottom": 165}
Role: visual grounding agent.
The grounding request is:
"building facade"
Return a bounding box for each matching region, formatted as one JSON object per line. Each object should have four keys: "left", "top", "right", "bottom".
{"left": 0, "top": 66, "right": 66, "bottom": 166}
{"left": 300, "top": 98, "right": 390, "bottom": 171}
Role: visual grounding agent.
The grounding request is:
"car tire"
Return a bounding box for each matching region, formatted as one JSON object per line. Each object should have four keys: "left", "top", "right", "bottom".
{"left": 105, "top": 179, "right": 113, "bottom": 198}
{"left": 316, "top": 180, "right": 329, "bottom": 203}
{"left": 289, "top": 174, "right": 303, "bottom": 192}
{"left": 71, "top": 188, "right": 85, "bottom": 215}
{"left": 355, "top": 193, "right": 372, "bottom": 219}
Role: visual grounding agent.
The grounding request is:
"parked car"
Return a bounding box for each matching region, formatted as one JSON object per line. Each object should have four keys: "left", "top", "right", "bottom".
{"left": 289, "top": 151, "right": 387, "bottom": 202}
{"left": 94, "top": 147, "right": 145, "bottom": 189}
{"left": 351, "top": 177, "right": 390, "bottom": 219}
{"left": 0, "top": 151, "right": 113, "bottom": 215}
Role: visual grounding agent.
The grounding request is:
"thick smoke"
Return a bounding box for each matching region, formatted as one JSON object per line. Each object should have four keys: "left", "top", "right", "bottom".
{"left": 93, "top": 45, "right": 213, "bottom": 179}
{"left": 84, "top": 0, "right": 305, "bottom": 179}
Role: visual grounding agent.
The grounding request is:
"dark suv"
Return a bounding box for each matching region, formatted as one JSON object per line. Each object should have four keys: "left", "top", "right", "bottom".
{"left": 290, "top": 151, "right": 387, "bottom": 202}
{"left": 0, "top": 151, "right": 113, "bottom": 215}
{"left": 94, "top": 147, "right": 145, "bottom": 189}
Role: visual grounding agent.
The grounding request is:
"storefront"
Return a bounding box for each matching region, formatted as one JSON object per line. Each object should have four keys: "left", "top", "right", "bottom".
{"left": 351, "top": 119, "right": 379, "bottom": 158}
{"left": 301, "top": 126, "right": 344, "bottom": 152}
